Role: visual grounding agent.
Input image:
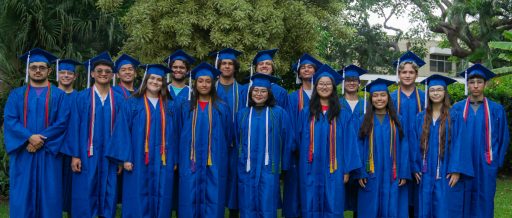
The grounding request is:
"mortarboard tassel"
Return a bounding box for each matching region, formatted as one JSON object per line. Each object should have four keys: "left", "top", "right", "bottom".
{"left": 342, "top": 67, "right": 345, "bottom": 95}
{"left": 87, "top": 61, "right": 91, "bottom": 88}
{"left": 25, "top": 53, "right": 31, "bottom": 84}
{"left": 424, "top": 79, "right": 428, "bottom": 109}
{"left": 56, "top": 59, "right": 60, "bottom": 82}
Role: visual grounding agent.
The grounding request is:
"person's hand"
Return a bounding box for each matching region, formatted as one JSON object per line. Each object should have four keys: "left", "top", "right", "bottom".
{"left": 398, "top": 179, "right": 407, "bottom": 186}
{"left": 447, "top": 173, "right": 460, "bottom": 187}
{"left": 29, "top": 134, "right": 46, "bottom": 148}
{"left": 117, "top": 165, "right": 123, "bottom": 174}
{"left": 359, "top": 178, "right": 367, "bottom": 188}
{"left": 344, "top": 174, "right": 350, "bottom": 184}
{"left": 124, "top": 162, "right": 133, "bottom": 171}
{"left": 71, "top": 157, "right": 82, "bottom": 172}
{"left": 26, "top": 143, "right": 37, "bottom": 153}
{"left": 414, "top": 173, "right": 422, "bottom": 184}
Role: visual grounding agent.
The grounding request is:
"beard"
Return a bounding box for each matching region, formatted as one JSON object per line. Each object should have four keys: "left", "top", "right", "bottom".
{"left": 30, "top": 77, "right": 48, "bottom": 84}
{"left": 172, "top": 76, "right": 185, "bottom": 83}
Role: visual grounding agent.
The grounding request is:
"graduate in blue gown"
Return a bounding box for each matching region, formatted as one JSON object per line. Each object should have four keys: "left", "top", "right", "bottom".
{"left": 244, "top": 49, "right": 288, "bottom": 108}
{"left": 235, "top": 73, "right": 294, "bottom": 217}
{"left": 412, "top": 74, "right": 473, "bottom": 218}
{"left": 210, "top": 48, "right": 247, "bottom": 215}
{"left": 4, "top": 48, "right": 70, "bottom": 218}
{"left": 55, "top": 58, "right": 82, "bottom": 215}
{"left": 357, "top": 78, "right": 410, "bottom": 218}
{"left": 177, "top": 62, "right": 233, "bottom": 218}
{"left": 339, "top": 65, "right": 366, "bottom": 119}
{"left": 106, "top": 64, "right": 179, "bottom": 218}
{"left": 338, "top": 64, "right": 367, "bottom": 216}
{"left": 451, "top": 64, "right": 510, "bottom": 218}
{"left": 295, "top": 64, "right": 362, "bottom": 218}
{"left": 61, "top": 52, "right": 124, "bottom": 218}
{"left": 389, "top": 51, "right": 425, "bottom": 215}
{"left": 113, "top": 53, "right": 140, "bottom": 98}
{"left": 285, "top": 53, "right": 322, "bottom": 218}
{"left": 164, "top": 50, "right": 196, "bottom": 101}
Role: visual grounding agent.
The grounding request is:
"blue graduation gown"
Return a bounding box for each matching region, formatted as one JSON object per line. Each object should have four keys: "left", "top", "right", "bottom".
{"left": 283, "top": 88, "right": 310, "bottom": 217}
{"left": 113, "top": 85, "right": 134, "bottom": 99}
{"left": 168, "top": 84, "right": 190, "bottom": 102}
{"left": 340, "top": 97, "right": 365, "bottom": 213}
{"left": 63, "top": 90, "right": 78, "bottom": 214}
{"left": 234, "top": 106, "right": 293, "bottom": 217}
{"left": 178, "top": 100, "right": 233, "bottom": 218}
{"left": 452, "top": 98, "right": 510, "bottom": 218}
{"left": 215, "top": 81, "right": 247, "bottom": 210}
{"left": 106, "top": 96, "right": 179, "bottom": 218}
{"left": 340, "top": 97, "right": 365, "bottom": 119}
{"left": 390, "top": 88, "right": 425, "bottom": 208}
{"left": 61, "top": 87, "right": 124, "bottom": 218}
{"left": 356, "top": 115, "right": 411, "bottom": 218}
{"left": 4, "top": 85, "right": 69, "bottom": 218}
{"left": 412, "top": 110, "right": 474, "bottom": 218}
{"left": 296, "top": 108, "right": 362, "bottom": 218}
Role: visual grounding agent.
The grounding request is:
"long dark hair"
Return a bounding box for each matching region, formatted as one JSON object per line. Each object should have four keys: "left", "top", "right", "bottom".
{"left": 133, "top": 74, "right": 172, "bottom": 106}
{"left": 420, "top": 91, "right": 452, "bottom": 159}
{"left": 359, "top": 91, "right": 404, "bottom": 138}
{"left": 189, "top": 78, "right": 219, "bottom": 111}
{"left": 309, "top": 77, "right": 341, "bottom": 122}
{"left": 248, "top": 86, "right": 277, "bottom": 107}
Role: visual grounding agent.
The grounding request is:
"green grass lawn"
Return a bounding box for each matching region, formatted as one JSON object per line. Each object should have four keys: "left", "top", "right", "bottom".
{"left": 0, "top": 178, "right": 510, "bottom": 217}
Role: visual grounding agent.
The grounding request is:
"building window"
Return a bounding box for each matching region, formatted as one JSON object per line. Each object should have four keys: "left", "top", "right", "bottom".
{"left": 429, "top": 54, "right": 452, "bottom": 73}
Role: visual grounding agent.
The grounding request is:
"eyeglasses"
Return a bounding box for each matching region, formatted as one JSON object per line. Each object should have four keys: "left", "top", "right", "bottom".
{"left": 317, "top": 82, "right": 333, "bottom": 87}
{"left": 428, "top": 88, "right": 445, "bottom": 93}
{"left": 252, "top": 89, "right": 268, "bottom": 95}
{"left": 345, "top": 79, "right": 359, "bottom": 84}
{"left": 119, "top": 67, "right": 135, "bottom": 72}
{"left": 94, "top": 69, "right": 113, "bottom": 74}
{"left": 29, "top": 65, "right": 49, "bottom": 72}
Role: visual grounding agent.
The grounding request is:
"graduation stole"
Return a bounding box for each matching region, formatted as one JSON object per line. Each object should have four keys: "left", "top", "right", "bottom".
{"left": 87, "top": 87, "right": 116, "bottom": 157}
{"left": 143, "top": 94, "right": 167, "bottom": 165}
{"left": 245, "top": 106, "right": 270, "bottom": 172}
{"left": 23, "top": 82, "right": 51, "bottom": 128}
{"left": 366, "top": 115, "right": 397, "bottom": 180}
{"left": 298, "top": 86, "right": 305, "bottom": 111}
{"left": 308, "top": 114, "right": 338, "bottom": 173}
{"left": 118, "top": 84, "right": 129, "bottom": 98}
{"left": 396, "top": 86, "right": 422, "bottom": 114}
{"left": 190, "top": 98, "right": 213, "bottom": 171}
{"left": 421, "top": 119, "right": 443, "bottom": 179}
{"left": 463, "top": 97, "right": 493, "bottom": 164}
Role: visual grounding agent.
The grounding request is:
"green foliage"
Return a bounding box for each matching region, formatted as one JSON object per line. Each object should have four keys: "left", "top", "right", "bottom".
{"left": 489, "top": 31, "right": 512, "bottom": 75}
{"left": 0, "top": 128, "right": 8, "bottom": 198}
{"left": 116, "top": 0, "right": 348, "bottom": 90}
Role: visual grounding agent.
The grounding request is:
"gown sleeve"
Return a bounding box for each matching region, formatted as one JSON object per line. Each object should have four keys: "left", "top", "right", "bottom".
{"left": 281, "top": 108, "right": 294, "bottom": 171}
{"left": 447, "top": 110, "right": 474, "bottom": 178}
{"left": 342, "top": 110, "right": 362, "bottom": 174}
{"left": 60, "top": 91, "right": 82, "bottom": 158}
{"left": 40, "top": 90, "right": 70, "bottom": 155}
{"left": 3, "top": 89, "right": 33, "bottom": 154}
{"left": 106, "top": 98, "right": 134, "bottom": 163}
{"left": 496, "top": 105, "right": 510, "bottom": 167}
{"left": 398, "top": 116, "right": 411, "bottom": 180}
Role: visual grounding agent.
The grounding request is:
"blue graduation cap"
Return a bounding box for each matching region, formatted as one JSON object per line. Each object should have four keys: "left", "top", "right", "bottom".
{"left": 55, "top": 59, "right": 81, "bottom": 73}
{"left": 163, "top": 50, "right": 196, "bottom": 66}
{"left": 420, "top": 74, "right": 457, "bottom": 88}
{"left": 191, "top": 62, "right": 221, "bottom": 80}
{"left": 252, "top": 49, "right": 278, "bottom": 65}
{"left": 458, "top": 63, "right": 495, "bottom": 95}
{"left": 249, "top": 73, "right": 279, "bottom": 89}
{"left": 137, "top": 64, "right": 171, "bottom": 90}
{"left": 364, "top": 78, "right": 394, "bottom": 94}
{"left": 420, "top": 74, "right": 458, "bottom": 108}
{"left": 339, "top": 64, "right": 367, "bottom": 94}
{"left": 293, "top": 53, "right": 323, "bottom": 84}
{"left": 458, "top": 63, "right": 495, "bottom": 81}
{"left": 210, "top": 48, "right": 242, "bottom": 69}
{"left": 393, "top": 50, "right": 426, "bottom": 68}
{"left": 19, "top": 48, "right": 58, "bottom": 64}
{"left": 83, "top": 51, "right": 113, "bottom": 88}
{"left": 54, "top": 59, "right": 81, "bottom": 81}
{"left": 114, "top": 54, "right": 140, "bottom": 73}
{"left": 143, "top": 64, "right": 171, "bottom": 77}
{"left": 19, "top": 48, "right": 59, "bottom": 83}
{"left": 393, "top": 51, "right": 425, "bottom": 83}
{"left": 313, "top": 64, "right": 344, "bottom": 85}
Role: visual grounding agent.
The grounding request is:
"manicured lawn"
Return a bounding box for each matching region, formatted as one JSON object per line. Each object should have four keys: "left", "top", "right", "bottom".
{"left": 0, "top": 177, "right": 510, "bottom": 217}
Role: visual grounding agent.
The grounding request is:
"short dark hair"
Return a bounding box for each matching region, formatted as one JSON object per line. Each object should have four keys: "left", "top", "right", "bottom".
{"left": 217, "top": 59, "right": 241, "bottom": 75}
{"left": 468, "top": 74, "right": 486, "bottom": 81}
{"left": 93, "top": 60, "right": 114, "bottom": 70}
